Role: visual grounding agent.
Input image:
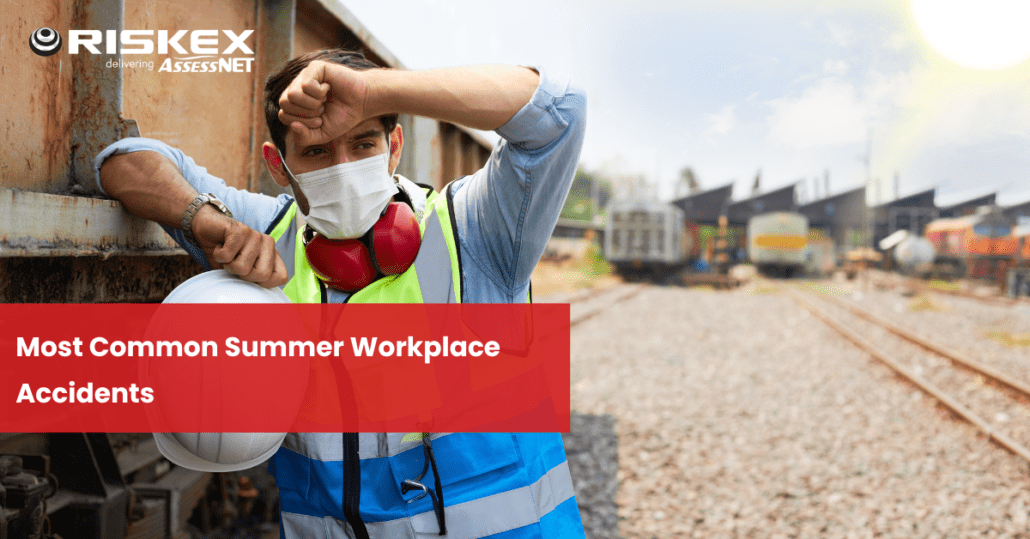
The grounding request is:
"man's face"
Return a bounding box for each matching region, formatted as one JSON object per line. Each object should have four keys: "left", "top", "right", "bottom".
{"left": 283, "top": 117, "right": 394, "bottom": 175}
{"left": 264, "top": 117, "right": 404, "bottom": 214}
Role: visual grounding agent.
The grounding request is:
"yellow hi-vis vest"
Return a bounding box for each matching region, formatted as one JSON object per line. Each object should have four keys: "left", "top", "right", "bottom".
{"left": 267, "top": 183, "right": 462, "bottom": 305}
{"left": 262, "top": 182, "right": 579, "bottom": 539}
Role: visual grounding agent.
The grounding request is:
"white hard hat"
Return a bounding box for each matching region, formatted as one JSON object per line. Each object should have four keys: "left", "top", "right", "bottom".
{"left": 163, "top": 268, "right": 291, "bottom": 304}
{"left": 153, "top": 432, "right": 288, "bottom": 473}
{"left": 151, "top": 270, "right": 297, "bottom": 473}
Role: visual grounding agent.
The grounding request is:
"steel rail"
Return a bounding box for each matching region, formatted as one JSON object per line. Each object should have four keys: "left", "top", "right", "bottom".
{"left": 901, "top": 276, "right": 1017, "bottom": 307}
{"left": 813, "top": 288, "right": 1030, "bottom": 398}
{"left": 785, "top": 286, "right": 1030, "bottom": 463}
{"left": 567, "top": 285, "right": 624, "bottom": 305}
{"left": 570, "top": 284, "right": 645, "bottom": 328}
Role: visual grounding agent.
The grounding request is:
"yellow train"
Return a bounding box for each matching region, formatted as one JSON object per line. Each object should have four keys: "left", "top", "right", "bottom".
{"left": 747, "top": 212, "right": 810, "bottom": 277}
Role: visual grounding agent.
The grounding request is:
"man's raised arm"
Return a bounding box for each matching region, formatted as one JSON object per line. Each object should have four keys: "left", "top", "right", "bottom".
{"left": 277, "top": 63, "right": 540, "bottom": 146}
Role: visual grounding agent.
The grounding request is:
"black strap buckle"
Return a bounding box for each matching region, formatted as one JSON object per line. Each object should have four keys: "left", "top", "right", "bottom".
{"left": 400, "top": 435, "right": 447, "bottom": 535}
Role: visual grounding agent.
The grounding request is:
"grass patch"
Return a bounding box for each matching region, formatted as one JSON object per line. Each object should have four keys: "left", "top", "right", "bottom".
{"left": 986, "top": 331, "right": 1030, "bottom": 347}
{"left": 580, "top": 244, "right": 613, "bottom": 277}
{"left": 799, "top": 282, "right": 850, "bottom": 296}
{"left": 908, "top": 295, "right": 949, "bottom": 312}
{"left": 925, "top": 279, "right": 961, "bottom": 293}
{"left": 749, "top": 284, "right": 779, "bottom": 295}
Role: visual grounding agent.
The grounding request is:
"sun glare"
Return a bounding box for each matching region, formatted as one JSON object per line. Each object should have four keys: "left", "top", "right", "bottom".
{"left": 911, "top": 0, "right": 1030, "bottom": 70}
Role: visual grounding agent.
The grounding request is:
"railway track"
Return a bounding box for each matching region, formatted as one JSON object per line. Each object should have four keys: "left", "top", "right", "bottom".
{"left": 900, "top": 276, "right": 1018, "bottom": 307}
{"left": 785, "top": 282, "right": 1030, "bottom": 462}
{"left": 569, "top": 284, "right": 644, "bottom": 327}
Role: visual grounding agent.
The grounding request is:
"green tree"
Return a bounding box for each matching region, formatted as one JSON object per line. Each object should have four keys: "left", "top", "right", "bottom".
{"left": 676, "top": 167, "right": 700, "bottom": 198}
{"left": 560, "top": 169, "right": 612, "bottom": 221}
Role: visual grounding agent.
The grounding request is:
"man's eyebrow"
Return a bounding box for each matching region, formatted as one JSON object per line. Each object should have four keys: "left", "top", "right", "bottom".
{"left": 349, "top": 129, "right": 383, "bottom": 142}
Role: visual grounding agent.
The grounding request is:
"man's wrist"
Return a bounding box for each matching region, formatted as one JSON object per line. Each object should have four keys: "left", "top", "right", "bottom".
{"left": 182, "top": 193, "right": 232, "bottom": 245}
{"left": 359, "top": 67, "right": 393, "bottom": 119}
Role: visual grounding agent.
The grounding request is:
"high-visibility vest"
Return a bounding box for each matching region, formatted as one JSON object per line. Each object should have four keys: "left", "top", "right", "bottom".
{"left": 265, "top": 182, "right": 584, "bottom": 538}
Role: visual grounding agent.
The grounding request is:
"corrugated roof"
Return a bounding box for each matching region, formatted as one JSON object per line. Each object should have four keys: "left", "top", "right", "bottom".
{"left": 670, "top": 183, "right": 734, "bottom": 223}
{"left": 725, "top": 184, "right": 796, "bottom": 224}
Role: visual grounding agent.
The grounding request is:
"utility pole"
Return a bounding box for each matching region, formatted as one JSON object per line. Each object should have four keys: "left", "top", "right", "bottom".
{"left": 861, "top": 129, "right": 873, "bottom": 247}
{"left": 590, "top": 174, "right": 598, "bottom": 225}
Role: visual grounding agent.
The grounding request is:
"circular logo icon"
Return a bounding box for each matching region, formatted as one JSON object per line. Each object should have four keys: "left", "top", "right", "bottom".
{"left": 29, "top": 27, "right": 62, "bottom": 57}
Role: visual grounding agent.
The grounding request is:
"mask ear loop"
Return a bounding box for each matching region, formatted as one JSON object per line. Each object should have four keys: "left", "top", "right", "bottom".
{"left": 276, "top": 148, "right": 312, "bottom": 216}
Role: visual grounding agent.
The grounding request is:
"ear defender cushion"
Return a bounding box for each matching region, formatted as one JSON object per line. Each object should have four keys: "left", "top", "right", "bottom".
{"left": 305, "top": 235, "right": 377, "bottom": 292}
{"left": 371, "top": 202, "right": 422, "bottom": 275}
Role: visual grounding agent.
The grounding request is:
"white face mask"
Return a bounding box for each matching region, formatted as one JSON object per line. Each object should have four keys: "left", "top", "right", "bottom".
{"left": 280, "top": 152, "right": 397, "bottom": 239}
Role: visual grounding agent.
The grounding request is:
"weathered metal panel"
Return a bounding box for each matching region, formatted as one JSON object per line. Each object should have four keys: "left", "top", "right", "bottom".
{"left": 462, "top": 136, "right": 480, "bottom": 177}
{"left": 251, "top": 0, "right": 296, "bottom": 196}
{"left": 293, "top": 0, "right": 346, "bottom": 55}
{"left": 69, "top": 0, "right": 128, "bottom": 196}
{"left": 0, "top": 1, "right": 75, "bottom": 192}
{"left": 308, "top": 0, "right": 402, "bottom": 68}
{"left": 397, "top": 115, "right": 442, "bottom": 190}
{"left": 0, "top": 255, "right": 201, "bottom": 302}
{"left": 121, "top": 0, "right": 258, "bottom": 190}
{"left": 0, "top": 188, "right": 182, "bottom": 257}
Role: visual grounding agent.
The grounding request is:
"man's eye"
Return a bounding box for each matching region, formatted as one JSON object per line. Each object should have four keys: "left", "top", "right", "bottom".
{"left": 303, "top": 148, "right": 326, "bottom": 156}
{"left": 356, "top": 142, "right": 375, "bottom": 150}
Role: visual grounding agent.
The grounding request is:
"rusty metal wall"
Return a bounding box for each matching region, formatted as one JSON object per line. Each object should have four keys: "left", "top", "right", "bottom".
{"left": 122, "top": 0, "right": 258, "bottom": 190}
{"left": 0, "top": 0, "right": 492, "bottom": 302}
{"left": 1, "top": 2, "right": 76, "bottom": 192}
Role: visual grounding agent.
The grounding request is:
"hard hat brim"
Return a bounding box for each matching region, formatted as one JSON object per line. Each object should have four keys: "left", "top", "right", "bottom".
{"left": 153, "top": 431, "right": 288, "bottom": 473}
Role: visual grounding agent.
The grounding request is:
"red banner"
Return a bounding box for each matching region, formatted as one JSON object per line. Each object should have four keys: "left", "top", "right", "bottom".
{"left": 0, "top": 304, "right": 570, "bottom": 432}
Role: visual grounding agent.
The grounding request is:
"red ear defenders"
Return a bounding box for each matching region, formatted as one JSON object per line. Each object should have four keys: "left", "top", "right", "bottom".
{"left": 304, "top": 202, "right": 422, "bottom": 292}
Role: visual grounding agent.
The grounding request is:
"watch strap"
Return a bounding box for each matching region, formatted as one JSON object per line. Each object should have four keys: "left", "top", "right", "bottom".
{"left": 181, "top": 193, "right": 233, "bottom": 245}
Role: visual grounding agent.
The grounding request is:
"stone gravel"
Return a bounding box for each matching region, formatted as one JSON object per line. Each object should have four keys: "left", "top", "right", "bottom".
{"left": 563, "top": 282, "right": 1030, "bottom": 538}
{"left": 564, "top": 412, "right": 622, "bottom": 539}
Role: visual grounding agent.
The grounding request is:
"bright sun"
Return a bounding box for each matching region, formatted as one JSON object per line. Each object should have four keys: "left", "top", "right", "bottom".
{"left": 911, "top": 0, "right": 1030, "bottom": 70}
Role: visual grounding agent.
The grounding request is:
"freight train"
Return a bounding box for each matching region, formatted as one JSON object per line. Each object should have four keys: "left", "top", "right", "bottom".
{"left": 746, "top": 212, "right": 809, "bottom": 278}
{"left": 603, "top": 199, "right": 701, "bottom": 281}
{"left": 923, "top": 206, "right": 1017, "bottom": 280}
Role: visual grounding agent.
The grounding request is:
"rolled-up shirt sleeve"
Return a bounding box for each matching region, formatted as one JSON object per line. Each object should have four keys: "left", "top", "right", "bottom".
{"left": 452, "top": 67, "right": 587, "bottom": 299}
{"left": 93, "top": 137, "right": 292, "bottom": 269}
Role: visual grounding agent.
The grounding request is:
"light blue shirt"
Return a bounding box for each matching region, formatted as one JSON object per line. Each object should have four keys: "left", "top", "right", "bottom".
{"left": 94, "top": 67, "right": 586, "bottom": 303}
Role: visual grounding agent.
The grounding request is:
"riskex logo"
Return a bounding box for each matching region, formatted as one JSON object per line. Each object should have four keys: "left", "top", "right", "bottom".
{"left": 29, "top": 27, "right": 62, "bottom": 56}
{"left": 29, "top": 28, "right": 255, "bottom": 73}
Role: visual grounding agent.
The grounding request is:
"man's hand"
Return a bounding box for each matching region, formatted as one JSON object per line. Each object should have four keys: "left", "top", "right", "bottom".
{"left": 191, "top": 205, "right": 288, "bottom": 288}
{"left": 277, "top": 60, "right": 371, "bottom": 147}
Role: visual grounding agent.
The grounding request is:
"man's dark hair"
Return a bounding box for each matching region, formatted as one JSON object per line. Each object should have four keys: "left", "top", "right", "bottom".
{"left": 264, "top": 49, "right": 399, "bottom": 153}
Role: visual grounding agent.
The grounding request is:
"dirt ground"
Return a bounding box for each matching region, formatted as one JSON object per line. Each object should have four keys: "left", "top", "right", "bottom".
{"left": 530, "top": 258, "right": 622, "bottom": 298}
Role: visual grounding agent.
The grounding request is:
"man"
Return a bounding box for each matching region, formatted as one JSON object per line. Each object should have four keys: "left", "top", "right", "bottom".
{"left": 96, "top": 49, "right": 586, "bottom": 538}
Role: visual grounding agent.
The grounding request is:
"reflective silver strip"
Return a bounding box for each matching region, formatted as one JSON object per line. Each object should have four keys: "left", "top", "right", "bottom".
{"left": 415, "top": 211, "right": 455, "bottom": 304}
{"left": 274, "top": 217, "right": 298, "bottom": 280}
{"left": 531, "top": 460, "right": 577, "bottom": 517}
{"left": 281, "top": 510, "right": 363, "bottom": 539}
{"left": 280, "top": 462, "right": 575, "bottom": 539}
{"left": 282, "top": 433, "right": 454, "bottom": 461}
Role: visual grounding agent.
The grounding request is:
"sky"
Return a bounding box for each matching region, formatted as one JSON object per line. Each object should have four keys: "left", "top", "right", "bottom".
{"left": 342, "top": 0, "right": 1030, "bottom": 207}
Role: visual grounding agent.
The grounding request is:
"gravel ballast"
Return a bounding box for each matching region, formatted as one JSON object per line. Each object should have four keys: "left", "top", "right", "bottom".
{"left": 565, "top": 283, "right": 1030, "bottom": 538}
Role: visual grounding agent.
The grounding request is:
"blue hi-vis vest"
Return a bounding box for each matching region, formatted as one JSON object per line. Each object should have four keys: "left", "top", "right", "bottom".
{"left": 265, "top": 182, "right": 585, "bottom": 538}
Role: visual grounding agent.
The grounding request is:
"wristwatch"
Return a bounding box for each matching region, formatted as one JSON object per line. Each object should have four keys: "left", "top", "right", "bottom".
{"left": 181, "top": 193, "right": 233, "bottom": 245}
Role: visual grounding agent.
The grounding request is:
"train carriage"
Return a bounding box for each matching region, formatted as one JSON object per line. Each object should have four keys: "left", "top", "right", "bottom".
{"left": 746, "top": 212, "right": 809, "bottom": 278}
{"left": 604, "top": 200, "right": 700, "bottom": 281}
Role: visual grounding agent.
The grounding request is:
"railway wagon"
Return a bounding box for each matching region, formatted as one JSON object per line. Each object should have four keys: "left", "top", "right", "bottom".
{"left": 604, "top": 199, "right": 700, "bottom": 281}
{"left": 924, "top": 206, "right": 1017, "bottom": 281}
{"left": 747, "top": 212, "right": 809, "bottom": 278}
{"left": 1005, "top": 222, "right": 1030, "bottom": 297}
